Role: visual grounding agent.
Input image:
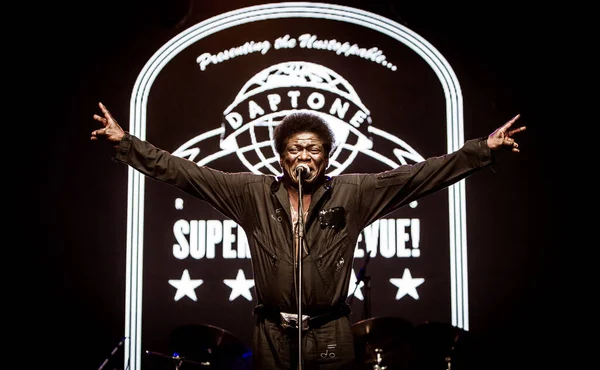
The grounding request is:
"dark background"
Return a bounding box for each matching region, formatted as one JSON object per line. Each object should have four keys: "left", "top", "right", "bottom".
{"left": 27, "top": 0, "right": 572, "bottom": 369}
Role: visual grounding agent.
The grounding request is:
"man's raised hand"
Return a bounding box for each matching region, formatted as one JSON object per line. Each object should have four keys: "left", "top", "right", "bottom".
{"left": 487, "top": 114, "right": 527, "bottom": 152}
{"left": 91, "top": 102, "right": 125, "bottom": 148}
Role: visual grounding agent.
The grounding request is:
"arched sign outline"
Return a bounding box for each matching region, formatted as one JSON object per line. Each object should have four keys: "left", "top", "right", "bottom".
{"left": 123, "top": 3, "right": 467, "bottom": 369}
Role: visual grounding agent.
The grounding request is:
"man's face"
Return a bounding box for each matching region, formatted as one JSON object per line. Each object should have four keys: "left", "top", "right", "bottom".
{"left": 280, "top": 131, "right": 328, "bottom": 186}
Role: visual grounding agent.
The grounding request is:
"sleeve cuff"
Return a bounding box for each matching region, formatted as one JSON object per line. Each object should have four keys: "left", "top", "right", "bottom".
{"left": 112, "top": 132, "right": 132, "bottom": 163}
{"left": 478, "top": 136, "right": 498, "bottom": 173}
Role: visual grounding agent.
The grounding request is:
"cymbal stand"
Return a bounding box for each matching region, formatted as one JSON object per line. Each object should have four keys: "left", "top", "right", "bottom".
{"left": 174, "top": 356, "right": 184, "bottom": 370}
{"left": 346, "top": 254, "right": 372, "bottom": 320}
{"left": 97, "top": 337, "right": 126, "bottom": 370}
{"left": 362, "top": 274, "right": 372, "bottom": 320}
{"left": 372, "top": 348, "right": 387, "bottom": 370}
{"left": 445, "top": 330, "right": 461, "bottom": 370}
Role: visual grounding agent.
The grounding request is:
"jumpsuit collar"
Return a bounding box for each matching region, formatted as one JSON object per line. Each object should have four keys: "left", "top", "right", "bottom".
{"left": 271, "top": 176, "right": 333, "bottom": 224}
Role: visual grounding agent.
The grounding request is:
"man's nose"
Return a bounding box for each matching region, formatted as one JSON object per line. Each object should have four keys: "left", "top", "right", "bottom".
{"left": 298, "top": 149, "right": 310, "bottom": 160}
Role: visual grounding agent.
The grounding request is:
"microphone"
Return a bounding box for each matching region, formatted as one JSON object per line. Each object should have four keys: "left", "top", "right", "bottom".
{"left": 295, "top": 164, "right": 311, "bottom": 179}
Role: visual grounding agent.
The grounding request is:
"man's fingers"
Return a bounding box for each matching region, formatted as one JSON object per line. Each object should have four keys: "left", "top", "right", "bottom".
{"left": 93, "top": 114, "right": 108, "bottom": 126}
{"left": 99, "top": 102, "right": 110, "bottom": 115}
{"left": 91, "top": 103, "right": 118, "bottom": 142}
{"left": 98, "top": 102, "right": 114, "bottom": 120}
{"left": 508, "top": 126, "right": 527, "bottom": 136}
{"left": 91, "top": 128, "right": 106, "bottom": 137}
{"left": 500, "top": 114, "right": 521, "bottom": 131}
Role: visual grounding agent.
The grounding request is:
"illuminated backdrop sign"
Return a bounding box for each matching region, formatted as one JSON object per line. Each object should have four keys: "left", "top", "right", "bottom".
{"left": 123, "top": 3, "right": 467, "bottom": 370}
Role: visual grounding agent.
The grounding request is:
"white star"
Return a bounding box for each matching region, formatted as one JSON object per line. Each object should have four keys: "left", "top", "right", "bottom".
{"left": 347, "top": 269, "right": 365, "bottom": 301}
{"left": 168, "top": 269, "right": 204, "bottom": 302}
{"left": 389, "top": 268, "right": 425, "bottom": 300}
{"left": 223, "top": 269, "right": 255, "bottom": 301}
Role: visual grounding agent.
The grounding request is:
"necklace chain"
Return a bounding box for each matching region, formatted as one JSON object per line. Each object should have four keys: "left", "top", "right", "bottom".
{"left": 290, "top": 205, "right": 308, "bottom": 223}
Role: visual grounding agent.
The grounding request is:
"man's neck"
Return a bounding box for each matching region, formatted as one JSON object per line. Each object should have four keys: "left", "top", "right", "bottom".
{"left": 285, "top": 183, "right": 314, "bottom": 197}
{"left": 282, "top": 175, "right": 324, "bottom": 196}
{"left": 287, "top": 186, "right": 312, "bottom": 221}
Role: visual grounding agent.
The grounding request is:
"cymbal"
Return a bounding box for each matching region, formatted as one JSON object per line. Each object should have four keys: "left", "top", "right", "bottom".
{"left": 352, "top": 317, "right": 417, "bottom": 368}
{"left": 167, "top": 324, "right": 252, "bottom": 369}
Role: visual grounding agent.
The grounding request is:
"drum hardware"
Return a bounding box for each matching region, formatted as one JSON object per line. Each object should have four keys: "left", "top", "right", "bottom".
{"left": 166, "top": 324, "right": 252, "bottom": 369}
{"left": 371, "top": 348, "right": 387, "bottom": 370}
{"left": 145, "top": 350, "right": 206, "bottom": 369}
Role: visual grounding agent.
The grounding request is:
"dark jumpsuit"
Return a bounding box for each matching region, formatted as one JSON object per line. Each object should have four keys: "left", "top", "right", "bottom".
{"left": 115, "top": 133, "right": 493, "bottom": 369}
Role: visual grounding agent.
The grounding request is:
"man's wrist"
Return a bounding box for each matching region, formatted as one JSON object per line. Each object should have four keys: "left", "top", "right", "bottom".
{"left": 113, "top": 132, "right": 132, "bottom": 162}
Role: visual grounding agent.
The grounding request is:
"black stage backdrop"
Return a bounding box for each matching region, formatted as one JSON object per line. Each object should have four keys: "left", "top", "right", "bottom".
{"left": 27, "top": 1, "right": 571, "bottom": 370}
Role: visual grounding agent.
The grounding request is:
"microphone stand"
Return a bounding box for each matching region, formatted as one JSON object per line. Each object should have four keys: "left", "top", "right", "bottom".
{"left": 296, "top": 173, "right": 306, "bottom": 370}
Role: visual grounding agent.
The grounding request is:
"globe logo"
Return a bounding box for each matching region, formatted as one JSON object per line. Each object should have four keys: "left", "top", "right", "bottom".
{"left": 172, "top": 61, "right": 424, "bottom": 175}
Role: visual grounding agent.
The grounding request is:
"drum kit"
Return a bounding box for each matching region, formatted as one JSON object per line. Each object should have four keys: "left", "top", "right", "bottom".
{"left": 143, "top": 318, "right": 471, "bottom": 370}
{"left": 145, "top": 324, "right": 252, "bottom": 370}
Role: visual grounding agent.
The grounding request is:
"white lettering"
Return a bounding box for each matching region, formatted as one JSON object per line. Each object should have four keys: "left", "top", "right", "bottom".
{"left": 274, "top": 34, "right": 297, "bottom": 49}
{"left": 354, "top": 232, "right": 364, "bottom": 258}
{"left": 190, "top": 220, "right": 207, "bottom": 259}
{"left": 174, "top": 218, "right": 418, "bottom": 260}
{"left": 288, "top": 91, "right": 301, "bottom": 108}
{"left": 172, "top": 219, "right": 251, "bottom": 259}
{"left": 411, "top": 218, "right": 420, "bottom": 257}
{"left": 196, "top": 40, "right": 272, "bottom": 71}
{"left": 307, "top": 92, "right": 325, "bottom": 110}
{"left": 379, "top": 219, "right": 395, "bottom": 258}
{"left": 237, "top": 227, "right": 250, "bottom": 258}
{"left": 222, "top": 220, "right": 237, "bottom": 258}
{"left": 225, "top": 90, "right": 360, "bottom": 128}
{"left": 329, "top": 98, "right": 350, "bottom": 119}
{"left": 349, "top": 110, "right": 367, "bottom": 128}
{"left": 248, "top": 100, "right": 266, "bottom": 119}
{"left": 225, "top": 112, "right": 243, "bottom": 129}
{"left": 396, "top": 219, "right": 411, "bottom": 257}
{"left": 197, "top": 35, "right": 395, "bottom": 72}
{"left": 173, "top": 219, "right": 190, "bottom": 259}
{"left": 267, "top": 94, "right": 281, "bottom": 111}
{"left": 355, "top": 218, "right": 421, "bottom": 259}
{"left": 206, "top": 220, "right": 221, "bottom": 258}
